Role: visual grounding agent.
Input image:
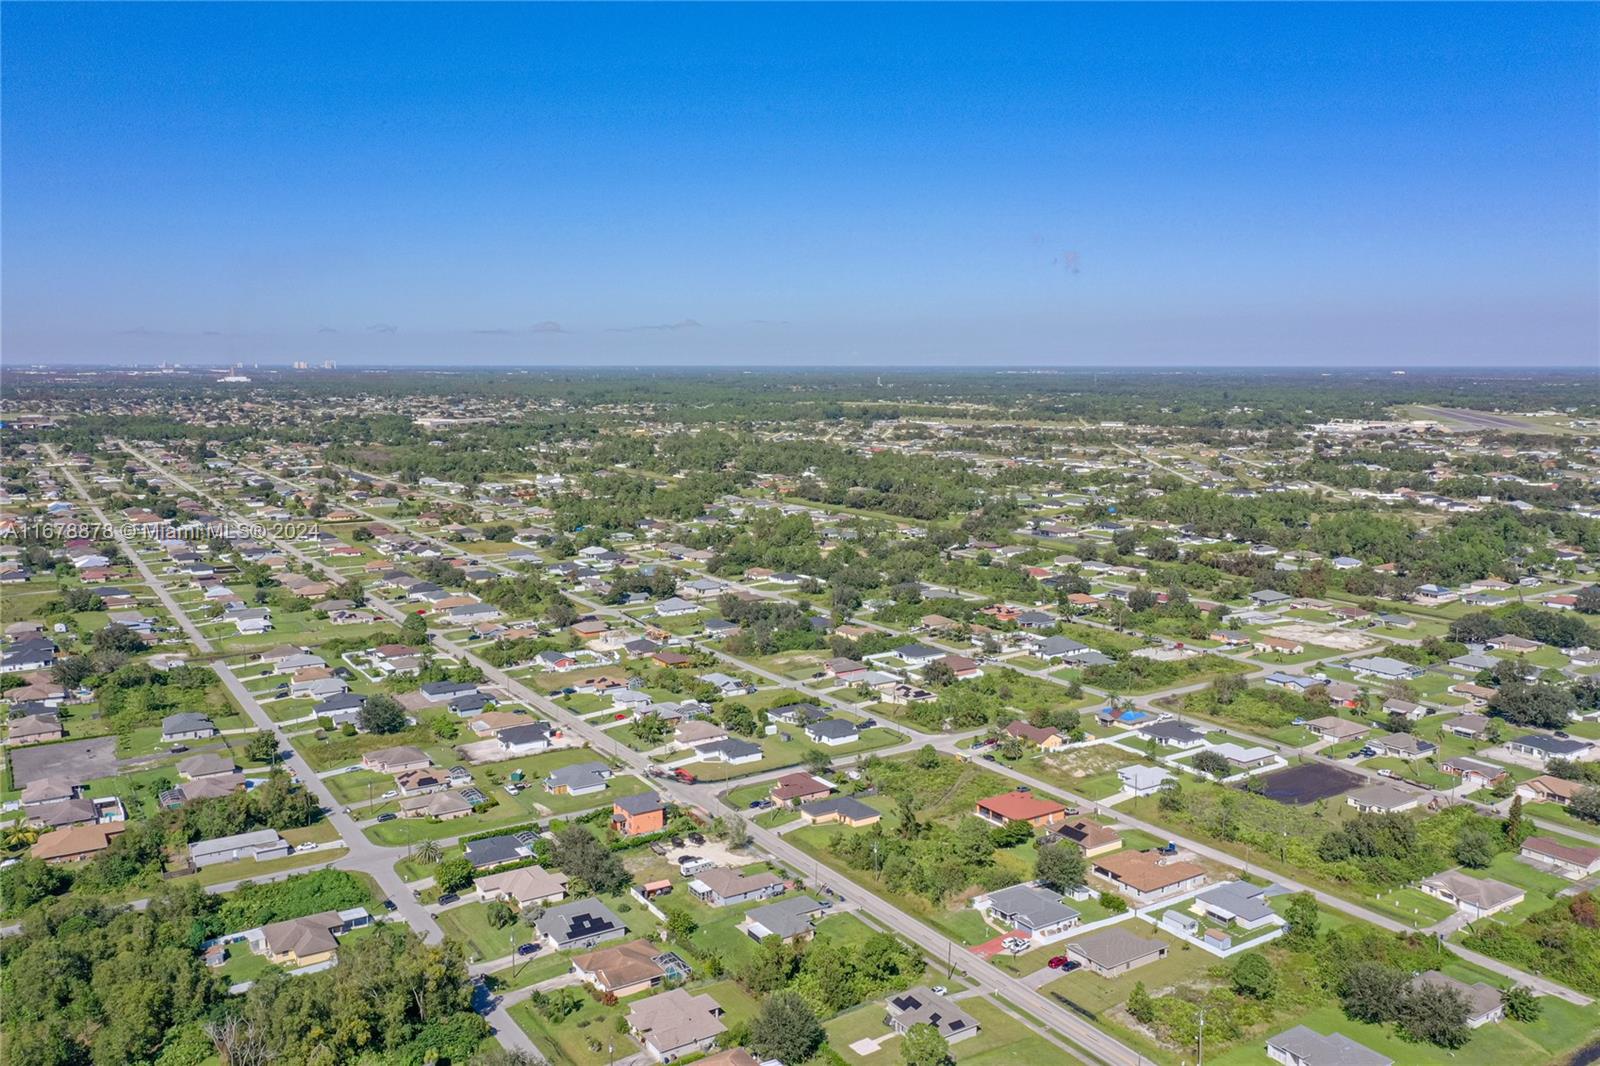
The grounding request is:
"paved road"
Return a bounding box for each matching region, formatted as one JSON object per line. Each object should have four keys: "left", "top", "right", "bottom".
{"left": 125, "top": 441, "right": 1594, "bottom": 1045}
{"left": 130, "top": 445, "right": 1138, "bottom": 1065}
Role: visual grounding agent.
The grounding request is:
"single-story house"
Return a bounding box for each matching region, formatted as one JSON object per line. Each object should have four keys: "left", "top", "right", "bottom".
{"left": 740, "top": 896, "right": 826, "bottom": 943}
{"left": 1053, "top": 818, "right": 1122, "bottom": 858}
{"left": 974, "top": 882, "right": 1080, "bottom": 942}
{"left": 188, "top": 828, "right": 289, "bottom": 868}
{"left": 1520, "top": 836, "right": 1600, "bottom": 879}
{"left": 799, "top": 795, "right": 881, "bottom": 827}
{"left": 883, "top": 986, "right": 980, "bottom": 1043}
{"left": 1265, "top": 1026, "right": 1392, "bottom": 1066}
{"left": 1092, "top": 850, "right": 1206, "bottom": 902}
{"left": 1191, "top": 880, "right": 1281, "bottom": 930}
{"left": 536, "top": 897, "right": 628, "bottom": 951}
{"left": 475, "top": 865, "right": 570, "bottom": 908}
{"left": 628, "top": 988, "right": 726, "bottom": 1063}
{"left": 1515, "top": 775, "right": 1585, "bottom": 806}
{"left": 1346, "top": 783, "right": 1422, "bottom": 814}
{"left": 689, "top": 867, "right": 786, "bottom": 907}
{"left": 1066, "top": 928, "right": 1169, "bottom": 977}
{"left": 1117, "top": 765, "right": 1176, "bottom": 797}
{"left": 572, "top": 938, "right": 669, "bottom": 996}
{"left": 544, "top": 761, "right": 614, "bottom": 796}
{"left": 161, "top": 713, "right": 218, "bottom": 742}
{"left": 1410, "top": 971, "right": 1504, "bottom": 1028}
{"left": 975, "top": 790, "right": 1067, "bottom": 829}
{"left": 1418, "top": 870, "right": 1524, "bottom": 920}
{"left": 1305, "top": 716, "right": 1369, "bottom": 742}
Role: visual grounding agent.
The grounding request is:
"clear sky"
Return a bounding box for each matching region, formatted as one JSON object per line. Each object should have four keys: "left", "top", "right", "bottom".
{"left": 3, "top": 2, "right": 1596, "bottom": 368}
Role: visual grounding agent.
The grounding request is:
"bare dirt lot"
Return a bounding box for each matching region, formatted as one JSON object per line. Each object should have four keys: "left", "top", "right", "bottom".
{"left": 1263, "top": 623, "right": 1376, "bottom": 652}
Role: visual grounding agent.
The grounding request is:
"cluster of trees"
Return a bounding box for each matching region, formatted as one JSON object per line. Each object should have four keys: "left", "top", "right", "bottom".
{"left": 1, "top": 881, "right": 483, "bottom": 1066}
{"left": 1462, "top": 891, "right": 1600, "bottom": 996}
{"left": 4, "top": 769, "right": 320, "bottom": 911}
{"left": 1315, "top": 807, "right": 1512, "bottom": 888}
{"left": 718, "top": 594, "right": 829, "bottom": 656}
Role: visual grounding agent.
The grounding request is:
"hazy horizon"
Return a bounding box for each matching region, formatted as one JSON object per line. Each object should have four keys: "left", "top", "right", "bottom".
{"left": 4, "top": 3, "right": 1597, "bottom": 369}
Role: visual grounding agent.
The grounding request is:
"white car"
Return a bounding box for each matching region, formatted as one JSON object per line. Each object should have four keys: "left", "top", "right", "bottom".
{"left": 296, "top": 842, "right": 319, "bottom": 852}
{"left": 382, "top": 789, "right": 399, "bottom": 799}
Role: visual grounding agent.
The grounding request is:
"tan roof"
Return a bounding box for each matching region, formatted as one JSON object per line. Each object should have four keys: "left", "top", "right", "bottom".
{"left": 693, "top": 867, "right": 783, "bottom": 898}
{"left": 476, "top": 864, "right": 569, "bottom": 903}
{"left": 771, "top": 772, "right": 831, "bottom": 802}
{"left": 627, "top": 987, "right": 726, "bottom": 1052}
{"left": 573, "top": 938, "right": 665, "bottom": 989}
{"left": 675, "top": 720, "right": 728, "bottom": 744}
{"left": 31, "top": 822, "right": 125, "bottom": 861}
{"left": 1522, "top": 775, "right": 1585, "bottom": 801}
{"left": 261, "top": 911, "right": 341, "bottom": 959}
{"left": 1093, "top": 850, "right": 1205, "bottom": 893}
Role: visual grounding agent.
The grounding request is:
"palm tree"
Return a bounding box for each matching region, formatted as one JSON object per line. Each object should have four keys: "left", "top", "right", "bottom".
{"left": 417, "top": 840, "right": 443, "bottom": 865}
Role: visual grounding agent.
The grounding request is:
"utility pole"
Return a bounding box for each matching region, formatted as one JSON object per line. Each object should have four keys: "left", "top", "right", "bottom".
{"left": 1197, "top": 1006, "right": 1207, "bottom": 1066}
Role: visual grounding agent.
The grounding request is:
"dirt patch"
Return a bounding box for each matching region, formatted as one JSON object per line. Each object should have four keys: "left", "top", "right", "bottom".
{"left": 1263, "top": 623, "right": 1375, "bottom": 652}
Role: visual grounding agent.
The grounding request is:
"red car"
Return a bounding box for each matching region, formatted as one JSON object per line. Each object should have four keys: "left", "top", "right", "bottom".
{"left": 1047, "top": 956, "right": 1079, "bottom": 971}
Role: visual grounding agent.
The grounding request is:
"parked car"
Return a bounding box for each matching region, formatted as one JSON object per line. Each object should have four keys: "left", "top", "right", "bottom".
{"left": 517, "top": 943, "right": 538, "bottom": 956}
{"left": 931, "top": 985, "right": 948, "bottom": 996}
{"left": 1048, "top": 957, "right": 1081, "bottom": 972}
{"left": 438, "top": 893, "right": 459, "bottom": 906}
{"left": 381, "top": 899, "right": 397, "bottom": 911}
{"left": 376, "top": 813, "right": 397, "bottom": 823}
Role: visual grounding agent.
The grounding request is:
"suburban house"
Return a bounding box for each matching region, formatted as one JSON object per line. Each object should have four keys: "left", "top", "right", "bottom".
{"left": 495, "top": 721, "right": 554, "bottom": 755}
{"left": 1368, "top": 733, "right": 1436, "bottom": 760}
{"left": 572, "top": 938, "right": 673, "bottom": 996}
{"left": 1191, "top": 881, "right": 1282, "bottom": 930}
{"left": 1305, "top": 716, "right": 1369, "bottom": 743}
{"left": 883, "top": 987, "right": 981, "bottom": 1044}
{"left": 1092, "top": 850, "right": 1206, "bottom": 902}
{"left": 612, "top": 793, "right": 667, "bottom": 836}
{"left": 627, "top": 988, "right": 726, "bottom": 1063}
{"left": 1440, "top": 755, "right": 1508, "bottom": 789}
{"left": 544, "top": 761, "right": 614, "bottom": 796}
{"left": 7, "top": 712, "right": 64, "bottom": 745}
{"left": 536, "top": 897, "right": 628, "bottom": 951}
{"left": 693, "top": 737, "right": 763, "bottom": 765}
{"left": 1066, "top": 928, "right": 1169, "bottom": 977}
{"left": 30, "top": 822, "right": 127, "bottom": 864}
{"left": 160, "top": 713, "right": 218, "bottom": 742}
{"left": 974, "top": 882, "right": 1081, "bottom": 942}
{"left": 974, "top": 790, "right": 1067, "bottom": 829}
{"left": 1411, "top": 971, "right": 1504, "bottom": 1028}
{"left": 769, "top": 772, "right": 832, "bottom": 807}
{"left": 1138, "top": 721, "right": 1208, "bottom": 750}
{"left": 259, "top": 909, "right": 369, "bottom": 968}
{"left": 1445, "top": 713, "right": 1491, "bottom": 739}
{"left": 1515, "top": 775, "right": 1585, "bottom": 806}
{"left": 740, "top": 896, "right": 826, "bottom": 943}
{"left": 1003, "top": 720, "right": 1065, "bottom": 750}
{"left": 1117, "top": 765, "right": 1175, "bottom": 797}
{"left": 1265, "top": 1026, "right": 1393, "bottom": 1066}
{"left": 464, "top": 833, "right": 538, "bottom": 870}
{"left": 1347, "top": 657, "right": 1423, "bottom": 682}
{"left": 1053, "top": 818, "right": 1122, "bottom": 857}
{"left": 398, "top": 790, "right": 472, "bottom": 819}
{"left": 688, "top": 867, "right": 785, "bottom": 907}
{"left": 798, "top": 795, "right": 882, "bottom": 827}
{"left": 1346, "top": 783, "right": 1422, "bottom": 814}
{"left": 475, "top": 865, "right": 569, "bottom": 908}
{"left": 803, "top": 718, "right": 861, "bottom": 747}
{"left": 1520, "top": 836, "right": 1600, "bottom": 879}
{"left": 188, "top": 829, "right": 289, "bottom": 868}
{"left": 1419, "top": 871, "right": 1525, "bottom": 919}
{"left": 1506, "top": 734, "right": 1594, "bottom": 765}
{"left": 362, "top": 746, "right": 431, "bottom": 774}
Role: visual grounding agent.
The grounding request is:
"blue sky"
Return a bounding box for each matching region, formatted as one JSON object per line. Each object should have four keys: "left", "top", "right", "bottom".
{"left": 3, "top": 3, "right": 1596, "bottom": 367}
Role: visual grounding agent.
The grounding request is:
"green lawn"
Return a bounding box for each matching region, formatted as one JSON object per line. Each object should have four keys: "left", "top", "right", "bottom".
{"left": 436, "top": 900, "right": 528, "bottom": 962}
